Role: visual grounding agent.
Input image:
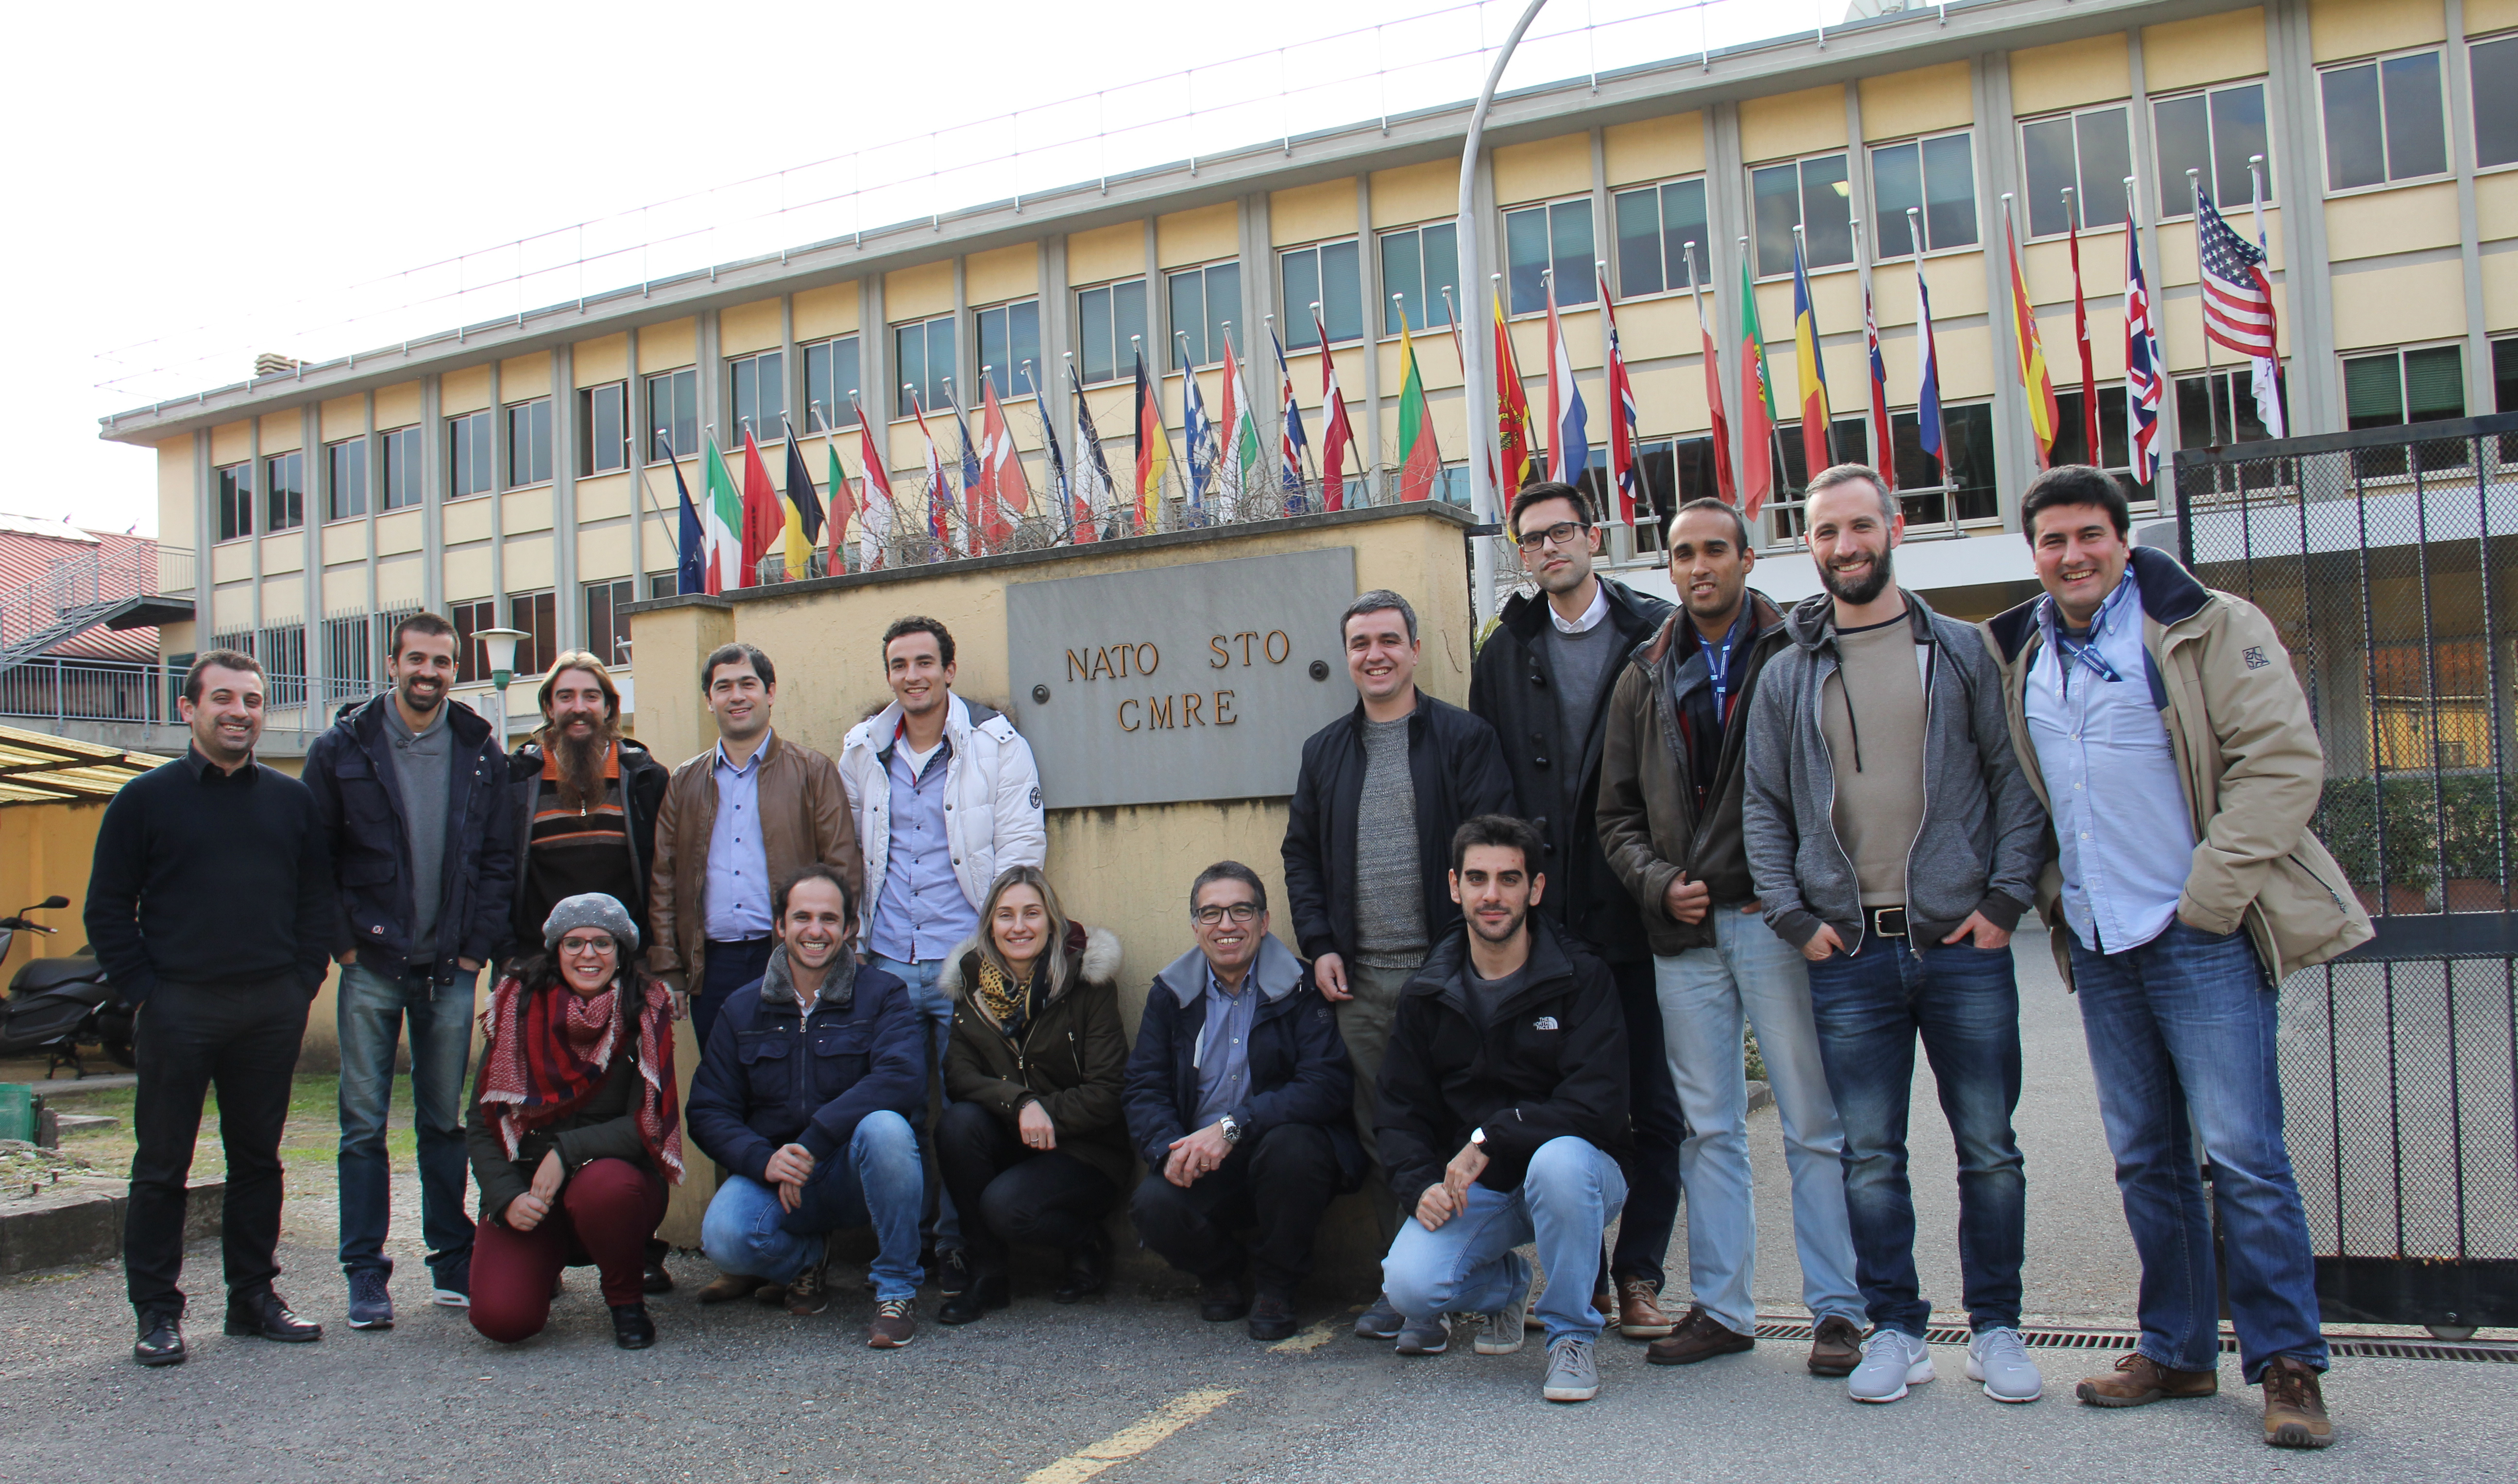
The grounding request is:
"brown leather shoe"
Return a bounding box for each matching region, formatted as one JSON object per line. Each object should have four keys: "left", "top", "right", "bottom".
{"left": 1645, "top": 1305, "right": 1756, "bottom": 1366}
{"left": 696, "top": 1271, "right": 766, "bottom": 1305}
{"left": 2260, "top": 1355, "right": 2334, "bottom": 1448}
{"left": 867, "top": 1297, "right": 918, "bottom": 1349}
{"left": 1807, "top": 1315, "right": 1863, "bottom": 1376}
{"left": 1615, "top": 1280, "right": 1675, "bottom": 1339}
{"left": 2074, "top": 1351, "right": 2218, "bottom": 1407}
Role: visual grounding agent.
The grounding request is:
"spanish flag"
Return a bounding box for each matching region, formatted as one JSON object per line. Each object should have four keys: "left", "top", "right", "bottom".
{"left": 1790, "top": 235, "right": 1832, "bottom": 481}
{"left": 1131, "top": 344, "right": 1170, "bottom": 532}
{"left": 2006, "top": 206, "right": 2059, "bottom": 469}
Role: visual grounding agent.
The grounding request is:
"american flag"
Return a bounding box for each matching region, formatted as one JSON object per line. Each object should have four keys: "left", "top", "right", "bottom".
{"left": 2124, "top": 221, "right": 2163, "bottom": 481}
{"left": 2196, "top": 193, "right": 2277, "bottom": 360}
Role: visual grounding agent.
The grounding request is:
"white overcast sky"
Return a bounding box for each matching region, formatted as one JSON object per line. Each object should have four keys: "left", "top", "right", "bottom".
{"left": 8, "top": 0, "right": 1844, "bottom": 540}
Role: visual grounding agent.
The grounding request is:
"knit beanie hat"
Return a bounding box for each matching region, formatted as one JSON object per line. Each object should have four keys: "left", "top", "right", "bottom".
{"left": 542, "top": 892, "right": 641, "bottom": 952}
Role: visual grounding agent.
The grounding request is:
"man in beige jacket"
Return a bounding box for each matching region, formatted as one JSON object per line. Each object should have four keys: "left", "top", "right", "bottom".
{"left": 1983, "top": 467, "right": 2371, "bottom": 1451}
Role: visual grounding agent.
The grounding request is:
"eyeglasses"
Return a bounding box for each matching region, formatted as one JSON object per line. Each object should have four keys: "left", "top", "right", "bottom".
{"left": 559, "top": 934, "right": 615, "bottom": 956}
{"left": 1514, "top": 520, "right": 1590, "bottom": 552}
{"left": 1192, "top": 903, "right": 1261, "bottom": 926}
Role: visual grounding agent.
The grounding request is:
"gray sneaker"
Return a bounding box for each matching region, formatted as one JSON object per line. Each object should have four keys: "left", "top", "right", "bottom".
{"left": 1848, "top": 1328, "right": 1936, "bottom": 1403}
{"left": 345, "top": 1269, "right": 392, "bottom": 1331}
{"left": 1475, "top": 1258, "right": 1532, "bottom": 1355}
{"left": 1966, "top": 1327, "right": 2044, "bottom": 1403}
{"left": 1543, "top": 1335, "right": 1600, "bottom": 1402}
{"left": 1393, "top": 1315, "right": 1450, "bottom": 1355}
{"left": 1354, "top": 1293, "right": 1404, "bottom": 1341}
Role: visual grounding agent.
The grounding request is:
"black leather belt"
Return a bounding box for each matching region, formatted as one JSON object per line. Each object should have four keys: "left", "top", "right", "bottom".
{"left": 1870, "top": 906, "right": 1909, "bottom": 939}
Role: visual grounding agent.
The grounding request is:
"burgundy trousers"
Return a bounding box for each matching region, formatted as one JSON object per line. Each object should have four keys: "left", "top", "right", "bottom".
{"left": 470, "top": 1158, "right": 665, "bottom": 1343}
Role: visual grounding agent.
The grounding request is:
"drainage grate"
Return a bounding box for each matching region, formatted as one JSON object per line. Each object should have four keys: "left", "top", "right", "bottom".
{"left": 1751, "top": 1317, "right": 2515, "bottom": 1364}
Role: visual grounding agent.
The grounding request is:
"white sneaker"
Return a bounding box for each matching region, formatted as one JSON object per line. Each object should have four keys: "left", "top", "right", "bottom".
{"left": 1847, "top": 1328, "right": 1936, "bottom": 1403}
{"left": 1965, "top": 1327, "right": 2044, "bottom": 1402}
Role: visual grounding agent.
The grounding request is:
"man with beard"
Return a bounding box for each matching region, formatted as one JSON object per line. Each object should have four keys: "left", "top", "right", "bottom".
{"left": 1469, "top": 481, "right": 1680, "bottom": 1340}
{"left": 1740, "top": 464, "right": 2047, "bottom": 1406}
{"left": 304, "top": 613, "right": 519, "bottom": 1327}
{"left": 506, "top": 650, "right": 674, "bottom": 1294}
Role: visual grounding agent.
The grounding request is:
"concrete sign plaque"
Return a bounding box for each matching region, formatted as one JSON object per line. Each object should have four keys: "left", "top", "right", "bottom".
{"left": 1006, "top": 549, "right": 1360, "bottom": 808}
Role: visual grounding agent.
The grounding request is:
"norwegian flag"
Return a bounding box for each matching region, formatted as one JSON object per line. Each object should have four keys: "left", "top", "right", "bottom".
{"left": 2195, "top": 193, "right": 2277, "bottom": 360}
{"left": 2124, "top": 221, "right": 2164, "bottom": 482}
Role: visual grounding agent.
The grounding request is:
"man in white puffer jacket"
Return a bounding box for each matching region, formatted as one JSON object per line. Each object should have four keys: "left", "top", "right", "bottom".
{"left": 838, "top": 615, "right": 1047, "bottom": 1287}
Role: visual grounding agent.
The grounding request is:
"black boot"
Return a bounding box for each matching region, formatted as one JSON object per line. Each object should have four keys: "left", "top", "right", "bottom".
{"left": 1055, "top": 1232, "right": 1109, "bottom": 1303}
{"left": 938, "top": 1275, "right": 1012, "bottom": 1325}
{"left": 224, "top": 1288, "right": 322, "bottom": 1343}
{"left": 610, "top": 1303, "right": 657, "bottom": 1350}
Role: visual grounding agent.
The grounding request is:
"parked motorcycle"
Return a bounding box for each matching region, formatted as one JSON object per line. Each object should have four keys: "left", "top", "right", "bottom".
{"left": 0, "top": 897, "right": 133, "bottom": 1078}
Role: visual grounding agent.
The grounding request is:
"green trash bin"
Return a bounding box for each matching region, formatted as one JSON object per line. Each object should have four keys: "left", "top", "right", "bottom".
{"left": 0, "top": 1084, "right": 33, "bottom": 1143}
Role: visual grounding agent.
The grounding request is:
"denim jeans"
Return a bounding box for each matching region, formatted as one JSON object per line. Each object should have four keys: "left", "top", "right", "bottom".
{"left": 698, "top": 1109, "right": 925, "bottom": 1302}
{"left": 869, "top": 953, "right": 963, "bottom": 1254}
{"left": 337, "top": 961, "right": 479, "bottom": 1284}
{"left": 1805, "top": 932, "right": 2025, "bottom": 1337}
{"left": 2071, "top": 918, "right": 2328, "bottom": 1381}
{"left": 1382, "top": 1136, "right": 1628, "bottom": 1345}
{"left": 1655, "top": 907, "right": 1863, "bottom": 1334}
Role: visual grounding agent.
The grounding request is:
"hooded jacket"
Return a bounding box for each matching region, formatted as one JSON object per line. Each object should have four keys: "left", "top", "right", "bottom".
{"left": 1740, "top": 588, "right": 2048, "bottom": 953}
{"left": 839, "top": 692, "right": 1048, "bottom": 925}
{"left": 939, "top": 923, "right": 1132, "bottom": 1189}
{"left": 1469, "top": 576, "right": 1675, "bottom": 962}
{"left": 1596, "top": 591, "right": 1794, "bottom": 955}
{"left": 1980, "top": 544, "right": 2373, "bottom": 985}
{"left": 505, "top": 735, "right": 670, "bottom": 952}
{"left": 1376, "top": 914, "right": 1628, "bottom": 1204}
{"left": 303, "top": 694, "right": 517, "bottom": 983}
{"left": 1121, "top": 933, "right": 1363, "bottom": 1191}
{"left": 683, "top": 945, "right": 923, "bottom": 1184}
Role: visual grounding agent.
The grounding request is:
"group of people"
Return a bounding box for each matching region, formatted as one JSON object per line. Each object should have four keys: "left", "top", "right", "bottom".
{"left": 84, "top": 458, "right": 2366, "bottom": 1449}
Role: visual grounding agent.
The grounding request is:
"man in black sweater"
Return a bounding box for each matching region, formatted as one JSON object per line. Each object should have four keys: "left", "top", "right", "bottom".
{"left": 86, "top": 650, "right": 335, "bottom": 1367}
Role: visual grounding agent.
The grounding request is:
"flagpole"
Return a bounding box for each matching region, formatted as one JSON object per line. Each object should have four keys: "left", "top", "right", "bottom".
{"left": 637, "top": 427, "right": 684, "bottom": 562}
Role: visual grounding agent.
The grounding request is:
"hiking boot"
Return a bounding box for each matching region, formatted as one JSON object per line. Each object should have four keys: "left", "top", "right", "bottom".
{"left": 1616, "top": 1279, "right": 1675, "bottom": 1339}
{"left": 1475, "top": 1259, "right": 1533, "bottom": 1356}
{"left": 1808, "top": 1315, "right": 1863, "bottom": 1376}
{"left": 1354, "top": 1292, "right": 1404, "bottom": 1341}
{"left": 1197, "top": 1275, "right": 1252, "bottom": 1323}
{"left": 2261, "top": 1356, "right": 2335, "bottom": 1449}
{"left": 1847, "top": 1328, "right": 1934, "bottom": 1403}
{"left": 1965, "top": 1327, "right": 2044, "bottom": 1403}
{"left": 1645, "top": 1305, "right": 1755, "bottom": 1366}
{"left": 783, "top": 1259, "right": 830, "bottom": 1317}
{"left": 346, "top": 1269, "right": 394, "bottom": 1331}
{"left": 1543, "top": 1335, "right": 1601, "bottom": 1402}
{"left": 697, "top": 1271, "right": 767, "bottom": 1305}
{"left": 1394, "top": 1315, "right": 1450, "bottom": 1355}
{"left": 610, "top": 1303, "right": 657, "bottom": 1350}
{"left": 1247, "top": 1292, "right": 1298, "bottom": 1342}
{"left": 939, "top": 1275, "right": 1011, "bottom": 1325}
{"left": 867, "top": 1297, "right": 918, "bottom": 1349}
{"left": 2076, "top": 1351, "right": 2218, "bottom": 1407}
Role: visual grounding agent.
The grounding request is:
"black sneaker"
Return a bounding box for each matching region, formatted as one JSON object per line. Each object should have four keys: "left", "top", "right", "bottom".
{"left": 346, "top": 1268, "right": 393, "bottom": 1331}
{"left": 134, "top": 1308, "right": 186, "bottom": 1367}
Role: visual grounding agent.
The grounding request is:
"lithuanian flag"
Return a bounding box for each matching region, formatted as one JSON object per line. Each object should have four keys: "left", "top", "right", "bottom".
{"left": 1395, "top": 316, "right": 1441, "bottom": 502}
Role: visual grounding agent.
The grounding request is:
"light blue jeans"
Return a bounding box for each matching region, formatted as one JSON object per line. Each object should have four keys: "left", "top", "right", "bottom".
{"left": 337, "top": 961, "right": 480, "bottom": 1284}
{"left": 1382, "top": 1136, "right": 1627, "bottom": 1345}
{"left": 1654, "top": 907, "right": 1863, "bottom": 1335}
{"left": 869, "top": 953, "right": 963, "bottom": 1254}
{"left": 698, "top": 1110, "right": 925, "bottom": 1302}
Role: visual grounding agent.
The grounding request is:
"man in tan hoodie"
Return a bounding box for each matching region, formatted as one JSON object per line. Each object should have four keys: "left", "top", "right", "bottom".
{"left": 1982, "top": 466, "right": 2372, "bottom": 1451}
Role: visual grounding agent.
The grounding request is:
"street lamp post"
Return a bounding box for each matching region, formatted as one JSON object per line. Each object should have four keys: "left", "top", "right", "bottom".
{"left": 1459, "top": 0, "right": 1552, "bottom": 626}
{"left": 473, "top": 627, "right": 531, "bottom": 742}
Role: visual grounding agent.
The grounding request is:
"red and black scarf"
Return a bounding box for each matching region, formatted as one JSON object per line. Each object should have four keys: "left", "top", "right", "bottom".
{"left": 477, "top": 971, "right": 684, "bottom": 1184}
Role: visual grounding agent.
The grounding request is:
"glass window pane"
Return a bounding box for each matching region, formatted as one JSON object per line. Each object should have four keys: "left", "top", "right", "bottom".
{"left": 2021, "top": 121, "right": 2075, "bottom": 236}
{"left": 1945, "top": 403, "right": 1999, "bottom": 520}
{"left": 830, "top": 336, "right": 861, "bottom": 413}
{"left": 1615, "top": 188, "right": 1662, "bottom": 295}
{"left": 1872, "top": 142, "right": 1923, "bottom": 256}
{"left": 1168, "top": 270, "right": 1205, "bottom": 365}
{"left": 2343, "top": 353, "right": 2405, "bottom": 426}
{"left": 2154, "top": 94, "right": 2211, "bottom": 216}
{"left": 2496, "top": 337, "right": 2518, "bottom": 412}
{"left": 2382, "top": 52, "right": 2448, "bottom": 180}
{"left": 803, "top": 343, "right": 830, "bottom": 430}
{"left": 2403, "top": 344, "right": 2466, "bottom": 421}
{"left": 1922, "top": 134, "right": 1978, "bottom": 247}
{"left": 1113, "top": 279, "right": 1147, "bottom": 369}
{"left": 2211, "top": 84, "right": 2269, "bottom": 205}
{"left": 1505, "top": 205, "right": 1550, "bottom": 312}
{"left": 1282, "top": 248, "right": 1323, "bottom": 347}
{"left": 1550, "top": 200, "right": 1596, "bottom": 304}
{"left": 1659, "top": 180, "right": 1706, "bottom": 289}
{"left": 2476, "top": 38, "right": 2518, "bottom": 168}
{"left": 1384, "top": 227, "right": 1426, "bottom": 333}
{"left": 1751, "top": 163, "right": 1800, "bottom": 276}
{"left": 2323, "top": 65, "right": 2384, "bottom": 190}
{"left": 1078, "top": 287, "right": 1113, "bottom": 385}
{"left": 1008, "top": 300, "right": 1040, "bottom": 393}
{"left": 896, "top": 325, "right": 925, "bottom": 416}
{"left": 2074, "top": 110, "right": 2131, "bottom": 228}
{"left": 1800, "top": 155, "right": 1854, "bottom": 268}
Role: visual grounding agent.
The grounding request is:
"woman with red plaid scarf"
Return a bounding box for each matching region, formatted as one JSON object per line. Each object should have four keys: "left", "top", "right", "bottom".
{"left": 465, "top": 893, "right": 684, "bottom": 1349}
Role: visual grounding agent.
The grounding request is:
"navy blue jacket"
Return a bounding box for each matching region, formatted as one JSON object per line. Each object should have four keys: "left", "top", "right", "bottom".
{"left": 1121, "top": 935, "right": 1364, "bottom": 1191}
{"left": 303, "top": 695, "right": 517, "bottom": 981}
{"left": 686, "top": 950, "right": 925, "bottom": 1184}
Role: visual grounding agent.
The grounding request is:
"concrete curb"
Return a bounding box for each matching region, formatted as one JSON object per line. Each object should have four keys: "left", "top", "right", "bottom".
{"left": 0, "top": 1177, "right": 224, "bottom": 1276}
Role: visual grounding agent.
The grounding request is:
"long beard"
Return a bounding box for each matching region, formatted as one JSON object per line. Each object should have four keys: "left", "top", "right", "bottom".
{"left": 552, "top": 722, "right": 617, "bottom": 811}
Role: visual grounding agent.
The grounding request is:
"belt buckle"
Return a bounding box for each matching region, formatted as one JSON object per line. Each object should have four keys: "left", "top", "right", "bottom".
{"left": 1871, "top": 906, "right": 1908, "bottom": 939}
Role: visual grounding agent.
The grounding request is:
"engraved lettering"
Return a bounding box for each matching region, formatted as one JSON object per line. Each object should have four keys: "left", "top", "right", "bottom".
{"left": 1149, "top": 695, "right": 1174, "bottom": 729}
{"left": 1265, "top": 630, "right": 1291, "bottom": 664}
{"left": 1182, "top": 692, "right": 1205, "bottom": 726}
{"left": 1214, "top": 690, "right": 1237, "bottom": 725}
{"left": 1112, "top": 645, "right": 1132, "bottom": 678}
{"left": 1090, "top": 648, "right": 1115, "bottom": 681}
{"left": 1067, "top": 649, "right": 1092, "bottom": 682}
{"left": 1136, "top": 642, "right": 1159, "bottom": 676}
{"left": 1209, "top": 636, "right": 1230, "bottom": 669}
{"left": 1236, "top": 631, "right": 1258, "bottom": 665}
{"left": 1117, "top": 698, "right": 1140, "bottom": 731}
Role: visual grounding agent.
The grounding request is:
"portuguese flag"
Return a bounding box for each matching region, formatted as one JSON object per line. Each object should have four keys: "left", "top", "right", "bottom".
{"left": 1736, "top": 257, "right": 1780, "bottom": 521}
{"left": 1395, "top": 316, "right": 1441, "bottom": 502}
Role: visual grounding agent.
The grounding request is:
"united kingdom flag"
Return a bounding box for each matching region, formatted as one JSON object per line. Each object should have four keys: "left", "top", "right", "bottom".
{"left": 2124, "top": 220, "right": 2164, "bottom": 482}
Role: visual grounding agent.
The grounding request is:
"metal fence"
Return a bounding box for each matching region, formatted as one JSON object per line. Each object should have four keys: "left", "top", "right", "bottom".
{"left": 0, "top": 658, "right": 171, "bottom": 725}
{"left": 2174, "top": 413, "right": 2517, "bottom": 1334}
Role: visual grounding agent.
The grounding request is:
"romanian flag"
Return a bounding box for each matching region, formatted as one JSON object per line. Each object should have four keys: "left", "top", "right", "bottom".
{"left": 851, "top": 396, "right": 892, "bottom": 571}
{"left": 1394, "top": 314, "right": 1441, "bottom": 503}
{"left": 699, "top": 437, "right": 746, "bottom": 592}
{"left": 780, "top": 421, "right": 825, "bottom": 581}
{"left": 1131, "top": 345, "right": 1169, "bottom": 531}
{"left": 1491, "top": 286, "right": 1536, "bottom": 492}
{"left": 1736, "top": 254, "right": 1779, "bottom": 521}
{"left": 1789, "top": 236, "right": 1832, "bottom": 480}
{"left": 2006, "top": 209, "right": 2059, "bottom": 469}
{"left": 738, "top": 429, "right": 783, "bottom": 586}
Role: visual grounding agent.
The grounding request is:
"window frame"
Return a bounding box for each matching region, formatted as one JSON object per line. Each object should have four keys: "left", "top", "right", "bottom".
{"left": 2151, "top": 80, "right": 2274, "bottom": 221}
{"left": 973, "top": 297, "right": 1044, "bottom": 397}
{"left": 214, "top": 461, "right": 253, "bottom": 543}
{"left": 2472, "top": 34, "right": 2518, "bottom": 172}
{"left": 578, "top": 383, "right": 628, "bottom": 476}
{"left": 644, "top": 368, "right": 700, "bottom": 461}
{"left": 893, "top": 315, "right": 955, "bottom": 419}
{"left": 583, "top": 578, "right": 635, "bottom": 669}
{"left": 1607, "top": 177, "right": 1710, "bottom": 302}
{"left": 1378, "top": 220, "right": 1463, "bottom": 335}
{"left": 450, "top": 597, "right": 497, "bottom": 686}
{"left": 263, "top": 450, "right": 304, "bottom": 534}
{"left": 1500, "top": 197, "right": 1600, "bottom": 317}
{"left": 1073, "top": 276, "right": 1149, "bottom": 388}
{"left": 801, "top": 335, "right": 862, "bottom": 432}
{"left": 504, "top": 589, "right": 559, "bottom": 679}
{"left": 1162, "top": 265, "right": 1238, "bottom": 369}
{"left": 726, "top": 350, "right": 786, "bottom": 446}
{"left": 1747, "top": 152, "right": 1856, "bottom": 281}
{"left": 1279, "top": 238, "right": 1368, "bottom": 348}
{"left": 324, "top": 438, "right": 366, "bottom": 523}
{"left": 447, "top": 409, "right": 494, "bottom": 500}
{"left": 2317, "top": 47, "right": 2452, "bottom": 196}
{"left": 505, "top": 396, "right": 554, "bottom": 488}
{"left": 2014, "top": 105, "right": 2135, "bottom": 241}
{"left": 379, "top": 425, "right": 423, "bottom": 511}
{"left": 2339, "top": 343, "right": 2467, "bottom": 478}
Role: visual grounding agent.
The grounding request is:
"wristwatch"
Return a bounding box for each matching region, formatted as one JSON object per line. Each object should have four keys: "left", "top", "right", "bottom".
{"left": 1219, "top": 1113, "right": 1244, "bottom": 1145}
{"left": 1469, "top": 1127, "right": 1486, "bottom": 1147}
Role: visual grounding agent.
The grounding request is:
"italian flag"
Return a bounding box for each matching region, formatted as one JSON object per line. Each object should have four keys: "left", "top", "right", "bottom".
{"left": 700, "top": 437, "right": 746, "bottom": 592}
{"left": 1218, "top": 333, "right": 1264, "bottom": 523}
{"left": 1394, "top": 317, "right": 1440, "bottom": 502}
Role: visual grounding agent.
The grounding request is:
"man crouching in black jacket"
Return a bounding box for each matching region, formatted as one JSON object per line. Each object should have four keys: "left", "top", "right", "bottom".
{"left": 1378, "top": 814, "right": 1629, "bottom": 1405}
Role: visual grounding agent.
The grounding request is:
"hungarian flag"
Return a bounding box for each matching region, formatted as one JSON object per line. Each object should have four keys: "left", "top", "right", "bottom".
{"left": 1131, "top": 345, "right": 1170, "bottom": 532}
{"left": 738, "top": 430, "right": 783, "bottom": 586}
{"left": 908, "top": 392, "right": 953, "bottom": 556}
{"left": 851, "top": 397, "right": 892, "bottom": 571}
{"left": 1069, "top": 360, "right": 1114, "bottom": 543}
{"left": 1394, "top": 314, "right": 1441, "bottom": 503}
{"left": 780, "top": 421, "right": 825, "bottom": 580}
{"left": 1736, "top": 256, "right": 1780, "bottom": 521}
{"left": 1271, "top": 326, "right": 1311, "bottom": 510}
{"left": 1491, "top": 286, "right": 1536, "bottom": 492}
{"left": 1915, "top": 256, "right": 1945, "bottom": 487}
{"left": 663, "top": 433, "right": 706, "bottom": 596}
{"left": 978, "top": 376, "right": 1027, "bottom": 550}
{"left": 1542, "top": 275, "right": 1588, "bottom": 487}
{"left": 1789, "top": 236, "right": 1832, "bottom": 480}
{"left": 1689, "top": 272, "right": 1736, "bottom": 506}
{"left": 1599, "top": 263, "right": 1639, "bottom": 527}
{"left": 823, "top": 440, "right": 854, "bottom": 574}
{"left": 1218, "top": 330, "right": 1263, "bottom": 522}
{"left": 2006, "top": 209, "right": 2059, "bottom": 469}
{"left": 2067, "top": 201, "right": 2099, "bottom": 462}
{"left": 1314, "top": 304, "right": 1357, "bottom": 511}
{"left": 1179, "top": 339, "right": 1218, "bottom": 511}
{"left": 700, "top": 436, "right": 746, "bottom": 592}
{"left": 1864, "top": 282, "right": 1895, "bottom": 494}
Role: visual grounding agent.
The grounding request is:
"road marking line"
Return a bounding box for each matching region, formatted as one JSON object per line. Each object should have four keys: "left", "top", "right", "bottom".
{"left": 1023, "top": 1386, "right": 1239, "bottom": 1484}
{"left": 1270, "top": 1317, "right": 1343, "bottom": 1353}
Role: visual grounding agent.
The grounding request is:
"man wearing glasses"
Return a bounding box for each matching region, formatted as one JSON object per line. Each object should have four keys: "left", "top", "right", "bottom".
{"left": 1470, "top": 482, "right": 1682, "bottom": 1341}
{"left": 1124, "top": 862, "right": 1359, "bottom": 1341}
